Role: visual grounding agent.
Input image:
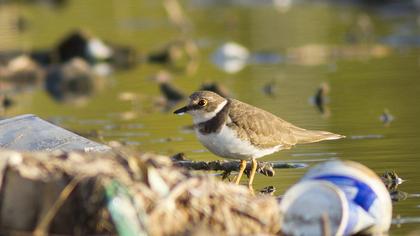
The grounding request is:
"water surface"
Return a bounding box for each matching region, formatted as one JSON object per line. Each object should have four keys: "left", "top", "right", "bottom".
{"left": 1, "top": 0, "right": 420, "bottom": 234}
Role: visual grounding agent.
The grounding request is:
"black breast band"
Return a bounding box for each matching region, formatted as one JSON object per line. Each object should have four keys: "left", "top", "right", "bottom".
{"left": 197, "top": 99, "right": 231, "bottom": 134}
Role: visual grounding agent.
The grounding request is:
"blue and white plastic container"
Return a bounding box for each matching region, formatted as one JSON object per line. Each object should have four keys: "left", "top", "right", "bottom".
{"left": 279, "top": 160, "right": 392, "bottom": 236}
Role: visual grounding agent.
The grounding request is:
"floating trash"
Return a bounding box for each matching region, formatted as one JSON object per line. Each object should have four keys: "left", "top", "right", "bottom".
{"left": 381, "top": 170, "right": 404, "bottom": 187}
{"left": 55, "top": 30, "right": 136, "bottom": 69}
{"left": 260, "top": 185, "right": 276, "bottom": 195}
{"left": 212, "top": 41, "right": 249, "bottom": 74}
{"left": 0, "top": 114, "right": 110, "bottom": 153}
{"left": 212, "top": 42, "right": 285, "bottom": 73}
{"left": 380, "top": 170, "right": 406, "bottom": 201}
{"left": 87, "top": 37, "right": 113, "bottom": 61}
{"left": 380, "top": 108, "right": 394, "bottom": 126}
{"left": 280, "top": 160, "right": 392, "bottom": 236}
{"left": 45, "top": 58, "right": 97, "bottom": 103}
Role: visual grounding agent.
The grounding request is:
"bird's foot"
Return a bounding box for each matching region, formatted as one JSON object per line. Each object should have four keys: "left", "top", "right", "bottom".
{"left": 248, "top": 184, "right": 255, "bottom": 196}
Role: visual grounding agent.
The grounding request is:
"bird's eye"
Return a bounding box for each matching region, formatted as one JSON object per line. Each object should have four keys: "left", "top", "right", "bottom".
{"left": 198, "top": 99, "right": 207, "bottom": 106}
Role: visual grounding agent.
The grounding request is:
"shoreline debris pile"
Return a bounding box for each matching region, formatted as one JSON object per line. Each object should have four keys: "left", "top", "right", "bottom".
{"left": 0, "top": 150, "right": 281, "bottom": 235}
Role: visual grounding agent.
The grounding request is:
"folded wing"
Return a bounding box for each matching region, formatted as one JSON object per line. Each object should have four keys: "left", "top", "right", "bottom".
{"left": 227, "top": 99, "right": 344, "bottom": 150}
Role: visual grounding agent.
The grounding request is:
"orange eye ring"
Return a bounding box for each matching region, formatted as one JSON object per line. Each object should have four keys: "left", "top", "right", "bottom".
{"left": 198, "top": 99, "right": 207, "bottom": 106}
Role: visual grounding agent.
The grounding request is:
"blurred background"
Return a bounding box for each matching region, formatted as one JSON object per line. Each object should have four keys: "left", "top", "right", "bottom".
{"left": 0, "top": 0, "right": 420, "bottom": 234}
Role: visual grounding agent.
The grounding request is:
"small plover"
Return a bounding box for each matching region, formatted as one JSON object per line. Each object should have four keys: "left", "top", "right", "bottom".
{"left": 174, "top": 91, "right": 344, "bottom": 190}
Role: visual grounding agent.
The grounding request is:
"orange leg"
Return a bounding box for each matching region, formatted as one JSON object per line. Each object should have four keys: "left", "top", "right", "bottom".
{"left": 248, "top": 158, "right": 258, "bottom": 192}
{"left": 234, "top": 160, "right": 247, "bottom": 184}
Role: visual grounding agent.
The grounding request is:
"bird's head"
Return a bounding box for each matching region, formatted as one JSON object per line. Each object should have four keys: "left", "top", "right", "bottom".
{"left": 174, "top": 91, "right": 227, "bottom": 124}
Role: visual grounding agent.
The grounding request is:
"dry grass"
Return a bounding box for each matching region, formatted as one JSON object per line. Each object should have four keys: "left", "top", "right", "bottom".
{"left": 0, "top": 149, "right": 281, "bottom": 235}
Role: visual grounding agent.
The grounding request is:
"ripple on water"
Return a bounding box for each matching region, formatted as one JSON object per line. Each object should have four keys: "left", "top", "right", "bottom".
{"left": 191, "top": 149, "right": 208, "bottom": 153}
{"left": 77, "top": 119, "right": 110, "bottom": 125}
{"left": 286, "top": 157, "right": 338, "bottom": 163}
{"left": 392, "top": 216, "right": 420, "bottom": 225}
{"left": 350, "top": 134, "right": 384, "bottom": 140}
{"left": 103, "top": 123, "right": 144, "bottom": 130}
{"left": 291, "top": 152, "right": 338, "bottom": 157}
{"left": 150, "top": 137, "right": 184, "bottom": 143}
{"left": 102, "top": 131, "right": 150, "bottom": 137}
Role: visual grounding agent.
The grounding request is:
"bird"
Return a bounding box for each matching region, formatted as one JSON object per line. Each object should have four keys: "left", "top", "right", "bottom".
{"left": 174, "top": 91, "right": 344, "bottom": 191}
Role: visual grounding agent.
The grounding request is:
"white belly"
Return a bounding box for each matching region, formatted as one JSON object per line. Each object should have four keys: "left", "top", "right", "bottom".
{"left": 195, "top": 125, "right": 282, "bottom": 160}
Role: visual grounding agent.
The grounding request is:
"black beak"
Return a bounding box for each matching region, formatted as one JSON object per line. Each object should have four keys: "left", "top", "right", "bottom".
{"left": 174, "top": 106, "right": 189, "bottom": 115}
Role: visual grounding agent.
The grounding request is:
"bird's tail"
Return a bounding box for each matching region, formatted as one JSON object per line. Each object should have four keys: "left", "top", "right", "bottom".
{"left": 291, "top": 127, "right": 345, "bottom": 144}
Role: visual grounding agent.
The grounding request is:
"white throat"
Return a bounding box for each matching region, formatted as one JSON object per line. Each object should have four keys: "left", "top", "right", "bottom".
{"left": 192, "top": 100, "right": 227, "bottom": 124}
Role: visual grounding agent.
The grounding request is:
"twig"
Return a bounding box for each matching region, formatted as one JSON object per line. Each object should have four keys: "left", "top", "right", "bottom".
{"left": 173, "top": 159, "right": 307, "bottom": 177}
{"left": 34, "top": 176, "right": 83, "bottom": 236}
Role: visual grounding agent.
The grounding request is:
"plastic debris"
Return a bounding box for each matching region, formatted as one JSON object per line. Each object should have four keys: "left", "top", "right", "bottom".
{"left": 280, "top": 160, "right": 392, "bottom": 236}
{"left": 0, "top": 114, "right": 110, "bottom": 153}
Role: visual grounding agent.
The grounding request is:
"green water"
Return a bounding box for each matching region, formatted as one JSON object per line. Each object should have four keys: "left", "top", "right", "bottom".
{"left": 2, "top": 0, "right": 420, "bottom": 234}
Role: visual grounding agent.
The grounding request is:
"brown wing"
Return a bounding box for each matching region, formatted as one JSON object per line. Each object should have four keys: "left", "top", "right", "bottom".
{"left": 226, "top": 99, "right": 300, "bottom": 149}
{"left": 227, "top": 99, "right": 344, "bottom": 149}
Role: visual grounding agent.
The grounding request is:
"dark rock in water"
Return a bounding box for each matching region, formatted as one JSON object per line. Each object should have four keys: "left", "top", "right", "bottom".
{"left": 45, "top": 58, "right": 95, "bottom": 103}
{"left": 262, "top": 80, "right": 277, "bottom": 97}
{"left": 153, "top": 70, "right": 185, "bottom": 103}
{"left": 15, "top": 14, "right": 29, "bottom": 33}
{"left": 109, "top": 44, "right": 137, "bottom": 69}
{"left": 147, "top": 41, "right": 184, "bottom": 64}
{"left": 0, "top": 50, "right": 22, "bottom": 64}
{"left": 171, "top": 152, "right": 187, "bottom": 161}
{"left": 147, "top": 47, "right": 171, "bottom": 64}
{"left": 146, "top": 40, "right": 199, "bottom": 73}
{"left": 160, "top": 83, "right": 185, "bottom": 102}
{"left": 0, "top": 55, "right": 44, "bottom": 91}
{"left": 55, "top": 30, "right": 89, "bottom": 63}
{"left": 0, "top": 49, "right": 52, "bottom": 67}
{"left": 0, "top": 30, "right": 136, "bottom": 70}
{"left": 152, "top": 71, "right": 186, "bottom": 112}
{"left": 53, "top": 30, "right": 137, "bottom": 69}
{"left": 1, "top": 96, "right": 14, "bottom": 110}
{"left": 313, "top": 82, "right": 330, "bottom": 114}
{"left": 30, "top": 49, "right": 53, "bottom": 66}
{"left": 199, "top": 82, "right": 230, "bottom": 98}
